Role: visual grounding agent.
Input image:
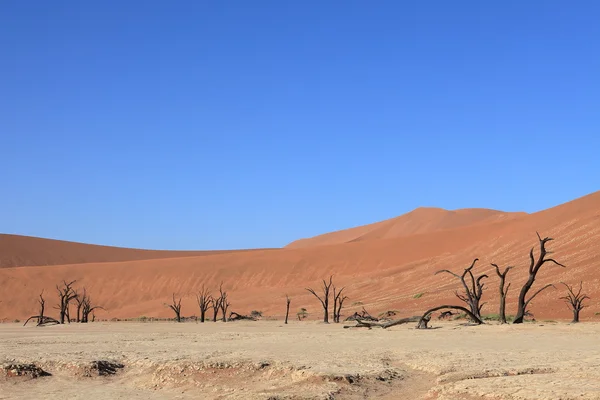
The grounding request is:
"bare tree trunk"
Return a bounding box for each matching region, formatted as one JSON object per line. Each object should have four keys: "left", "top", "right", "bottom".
{"left": 166, "top": 293, "right": 182, "bottom": 322}
{"left": 416, "top": 305, "right": 483, "bottom": 329}
{"left": 514, "top": 233, "right": 565, "bottom": 324}
{"left": 55, "top": 280, "right": 77, "bottom": 324}
{"left": 560, "top": 281, "right": 589, "bottom": 324}
{"left": 435, "top": 259, "right": 487, "bottom": 320}
{"left": 285, "top": 295, "right": 291, "bottom": 324}
{"left": 196, "top": 285, "right": 211, "bottom": 323}
{"left": 306, "top": 275, "right": 334, "bottom": 323}
{"left": 492, "top": 264, "right": 513, "bottom": 324}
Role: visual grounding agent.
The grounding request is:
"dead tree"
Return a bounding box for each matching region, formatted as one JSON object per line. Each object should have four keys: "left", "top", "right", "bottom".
{"left": 217, "top": 283, "right": 230, "bottom": 322}
{"left": 23, "top": 290, "right": 60, "bottom": 326}
{"left": 285, "top": 295, "right": 291, "bottom": 324}
{"left": 344, "top": 307, "right": 378, "bottom": 322}
{"left": 344, "top": 316, "right": 421, "bottom": 329}
{"left": 228, "top": 311, "right": 256, "bottom": 321}
{"left": 80, "top": 292, "right": 103, "bottom": 323}
{"left": 166, "top": 293, "right": 183, "bottom": 322}
{"left": 55, "top": 280, "right": 78, "bottom": 324}
{"left": 211, "top": 296, "right": 222, "bottom": 322}
{"left": 416, "top": 305, "right": 483, "bottom": 329}
{"left": 306, "top": 275, "right": 334, "bottom": 323}
{"left": 196, "top": 285, "right": 211, "bottom": 323}
{"left": 560, "top": 281, "right": 589, "bottom": 323}
{"left": 332, "top": 287, "right": 348, "bottom": 323}
{"left": 435, "top": 259, "right": 487, "bottom": 320}
{"left": 491, "top": 263, "right": 513, "bottom": 324}
{"left": 514, "top": 233, "right": 565, "bottom": 324}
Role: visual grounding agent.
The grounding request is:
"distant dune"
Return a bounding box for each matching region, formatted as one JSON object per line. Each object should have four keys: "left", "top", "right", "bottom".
{"left": 0, "top": 234, "right": 271, "bottom": 268}
{"left": 286, "top": 207, "right": 527, "bottom": 248}
{"left": 0, "top": 191, "right": 598, "bottom": 322}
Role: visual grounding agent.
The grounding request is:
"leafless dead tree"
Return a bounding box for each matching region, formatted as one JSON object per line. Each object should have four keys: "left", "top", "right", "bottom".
{"left": 344, "top": 307, "right": 378, "bottom": 322}
{"left": 332, "top": 286, "right": 348, "bottom": 323}
{"left": 514, "top": 233, "right": 565, "bottom": 324}
{"left": 491, "top": 263, "right": 513, "bottom": 324}
{"left": 416, "top": 305, "right": 483, "bottom": 329}
{"left": 80, "top": 291, "right": 103, "bottom": 323}
{"left": 306, "top": 275, "right": 334, "bottom": 323}
{"left": 344, "top": 316, "right": 420, "bottom": 329}
{"left": 285, "top": 295, "right": 291, "bottom": 324}
{"left": 55, "top": 280, "right": 77, "bottom": 324}
{"left": 166, "top": 293, "right": 183, "bottom": 322}
{"left": 217, "top": 283, "right": 230, "bottom": 322}
{"left": 23, "top": 290, "right": 60, "bottom": 326}
{"left": 196, "top": 285, "right": 211, "bottom": 323}
{"left": 211, "top": 296, "right": 222, "bottom": 322}
{"left": 435, "top": 259, "right": 487, "bottom": 320}
{"left": 560, "top": 281, "right": 589, "bottom": 323}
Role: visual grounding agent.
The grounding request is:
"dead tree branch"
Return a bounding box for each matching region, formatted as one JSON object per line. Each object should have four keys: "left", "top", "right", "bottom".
{"left": 196, "top": 285, "right": 211, "bottom": 323}
{"left": 560, "top": 281, "right": 589, "bottom": 323}
{"left": 491, "top": 263, "right": 513, "bottom": 324}
{"left": 435, "top": 259, "right": 487, "bottom": 320}
{"left": 285, "top": 295, "right": 291, "bottom": 324}
{"left": 166, "top": 293, "right": 182, "bottom": 322}
{"left": 55, "top": 280, "right": 77, "bottom": 324}
{"left": 344, "top": 316, "right": 420, "bottom": 329}
{"left": 416, "top": 305, "right": 483, "bottom": 329}
{"left": 514, "top": 233, "right": 565, "bottom": 324}
{"left": 306, "top": 275, "right": 334, "bottom": 323}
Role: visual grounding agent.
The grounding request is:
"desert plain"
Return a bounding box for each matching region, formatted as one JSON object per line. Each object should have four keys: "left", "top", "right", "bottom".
{"left": 2, "top": 319, "right": 600, "bottom": 399}
{"left": 1, "top": 190, "right": 600, "bottom": 399}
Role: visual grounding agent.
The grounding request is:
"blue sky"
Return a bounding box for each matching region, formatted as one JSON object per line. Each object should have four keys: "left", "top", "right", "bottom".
{"left": 1, "top": 1, "right": 599, "bottom": 250}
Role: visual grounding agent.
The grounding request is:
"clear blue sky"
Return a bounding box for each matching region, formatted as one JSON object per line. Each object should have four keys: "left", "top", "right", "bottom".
{"left": 1, "top": 1, "right": 599, "bottom": 250}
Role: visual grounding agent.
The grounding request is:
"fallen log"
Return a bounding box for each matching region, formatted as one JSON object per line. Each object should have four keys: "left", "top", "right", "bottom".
{"left": 228, "top": 312, "right": 256, "bottom": 321}
{"left": 344, "top": 316, "right": 420, "bottom": 329}
{"left": 23, "top": 316, "right": 60, "bottom": 327}
{"left": 416, "top": 305, "right": 483, "bottom": 329}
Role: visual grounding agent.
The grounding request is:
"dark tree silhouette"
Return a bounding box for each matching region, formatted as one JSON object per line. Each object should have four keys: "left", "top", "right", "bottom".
{"left": 491, "top": 263, "right": 513, "bottom": 324}
{"left": 23, "top": 290, "right": 60, "bottom": 326}
{"left": 306, "top": 275, "right": 334, "bottom": 323}
{"left": 285, "top": 295, "right": 291, "bottom": 324}
{"left": 514, "top": 233, "right": 565, "bottom": 324}
{"left": 211, "top": 296, "right": 222, "bottom": 322}
{"left": 332, "top": 287, "right": 348, "bottom": 323}
{"left": 217, "top": 283, "right": 230, "bottom": 322}
{"left": 167, "top": 293, "right": 183, "bottom": 322}
{"left": 416, "top": 305, "right": 483, "bottom": 329}
{"left": 196, "top": 285, "right": 211, "bottom": 323}
{"left": 560, "top": 281, "right": 589, "bottom": 323}
{"left": 80, "top": 291, "right": 103, "bottom": 323}
{"left": 55, "top": 280, "right": 78, "bottom": 324}
{"left": 435, "top": 259, "right": 487, "bottom": 320}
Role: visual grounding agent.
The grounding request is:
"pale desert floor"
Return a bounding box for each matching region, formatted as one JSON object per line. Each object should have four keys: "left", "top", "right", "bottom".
{"left": 1, "top": 320, "right": 600, "bottom": 400}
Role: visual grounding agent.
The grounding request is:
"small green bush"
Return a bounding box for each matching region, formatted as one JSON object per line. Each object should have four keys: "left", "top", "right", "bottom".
{"left": 413, "top": 292, "right": 424, "bottom": 299}
{"left": 250, "top": 310, "right": 263, "bottom": 318}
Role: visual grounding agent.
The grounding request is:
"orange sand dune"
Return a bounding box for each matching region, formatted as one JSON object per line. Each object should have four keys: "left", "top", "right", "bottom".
{"left": 0, "top": 234, "right": 273, "bottom": 268}
{"left": 0, "top": 191, "right": 599, "bottom": 322}
{"left": 286, "top": 207, "right": 527, "bottom": 248}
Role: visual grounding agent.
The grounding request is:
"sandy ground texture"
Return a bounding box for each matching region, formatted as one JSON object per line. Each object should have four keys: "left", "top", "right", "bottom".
{"left": 1, "top": 320, "right": 600, "bottom": 400}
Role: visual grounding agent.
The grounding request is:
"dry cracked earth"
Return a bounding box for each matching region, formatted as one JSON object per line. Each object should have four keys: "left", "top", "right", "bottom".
{"left": 1, "top": 320, "right": 600, "bottom": 399}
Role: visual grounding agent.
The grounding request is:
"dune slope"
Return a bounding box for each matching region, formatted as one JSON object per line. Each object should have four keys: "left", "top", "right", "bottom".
{"left": 0, "top": 234, "right": 271, "bottom": 268}
{"left": 286, "top": 207, "right": 527, "bottom": 248}
{"left": 0, "top": 191, "right": 598, "bottom": 322}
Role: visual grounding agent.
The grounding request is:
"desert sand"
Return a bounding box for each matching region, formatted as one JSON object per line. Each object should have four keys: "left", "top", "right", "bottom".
{"left": 2, "top": 320, "right": 600, "bottom": 399}
{"left": 1, "top": 191, "right": 599, "bottom": 322}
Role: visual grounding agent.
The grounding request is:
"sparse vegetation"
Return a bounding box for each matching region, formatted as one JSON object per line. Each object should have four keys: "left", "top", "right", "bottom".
{"left": 413, "top": 292, "right": 424, "bottom": 299}
{"left": 297, "top": 308, "right": 308, "bottom": 321}
{"left": 250, "top": 310, "right": 263, "bottom": 319}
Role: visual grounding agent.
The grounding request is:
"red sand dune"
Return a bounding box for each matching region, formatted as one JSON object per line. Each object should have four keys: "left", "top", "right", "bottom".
{"left": 0, "top": 191, "right": 599, "bottom": 323}
{"left": 0, "top": 234, "right": 272, "bottom": 268}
